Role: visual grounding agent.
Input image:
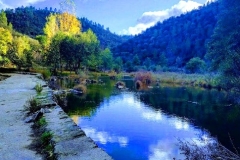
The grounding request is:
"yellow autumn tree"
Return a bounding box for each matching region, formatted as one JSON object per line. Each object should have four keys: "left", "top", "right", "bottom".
{"left": 0, "top": 27, "right": 12, "bottom": 56}
{"left": 58, "top": 12, "right": 81, "bottom": 35}
{"left": 43, "top": 13, "right": 59, "bottom": 43}
{"left": 43, "top": 12, "right": 81, "bottom": 46}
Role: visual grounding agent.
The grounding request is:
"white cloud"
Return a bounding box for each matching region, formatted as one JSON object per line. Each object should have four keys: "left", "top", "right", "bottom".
{"left": 83, "top": 127, "right": 129, "bottom": 147}
{"left": 0, "top": 0, "right": 12, "bottom": 9}
{"left": 0, "top": 0, "right": 46, "bottom": 9}
{"left": 149, "top": 139, "right": 184, "bottom": 160}
{"left": 142, "top": 110, "right": 163, "bottom": 121}
{"left": 121, "top": 0, "right": 203, "bottom": 35}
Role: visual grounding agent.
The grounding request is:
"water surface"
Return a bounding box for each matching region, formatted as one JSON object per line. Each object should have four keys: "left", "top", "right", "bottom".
{"left": 64, "top": 77, "right": 240, "bottom": 160}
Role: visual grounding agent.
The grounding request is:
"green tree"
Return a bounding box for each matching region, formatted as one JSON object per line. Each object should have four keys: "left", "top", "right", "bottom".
{"left": 143, "top": 57, "right": 152, "bottom": 70}
{"left": 185, "top": 57, "right": 205, "bottom": 73}
{"left": 99, "top": 48, "right": 113, "bottom": 70}
{"left": 7, "top": 36, "right": 32, "bottom": 69}
{"left": 206, "top": 0, "right": 240, "bottom": 88}
{"left": 133, "top": 54, "right": 140, "bottom": 66}
{"left": 0, "top": 10, "right": 8, "bottom": 28}
{"left": 113, "top": 57, "right": 123, "bottom": 72}
{"left": 0, "top": 10, "right": 12, "bottom": 31}
{"left": 46, "top": 32, "right": 67, "bottom": 73}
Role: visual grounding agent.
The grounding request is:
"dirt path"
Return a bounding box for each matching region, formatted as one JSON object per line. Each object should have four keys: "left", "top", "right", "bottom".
{"left": 0, "top": 74, "right": 43, "bottom": 160}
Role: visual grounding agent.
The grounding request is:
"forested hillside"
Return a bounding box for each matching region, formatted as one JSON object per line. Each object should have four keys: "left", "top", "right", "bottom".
{"left": 5, "top": 6, "right": 131, "bottom": 49}
{"left": 112, "top": 2, "right": 220, "bottom": 72}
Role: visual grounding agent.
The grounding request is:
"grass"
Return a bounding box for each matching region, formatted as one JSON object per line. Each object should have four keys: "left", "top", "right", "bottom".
{"left": 31, "top": 66, "right": 51, "bottom": 80}
{"left": 152, "top": 72, "right": 220, "bottom": 89}
{"left": 30, "top": 113, "right": 56, "bottom": 159}
{"left": 36, "top": 117, "right": 47, "bottom": 127}
{"left": 40, "top": 131, "right": 55, "bottom": 158}
{"left": 25, "top": 97, "right": 41, "bottom": 113}
{"left": 41, "top": 131, "right": 53, "bottom": 146}
{"left": 35, "top": 83, "right": 43, "bottom": 94}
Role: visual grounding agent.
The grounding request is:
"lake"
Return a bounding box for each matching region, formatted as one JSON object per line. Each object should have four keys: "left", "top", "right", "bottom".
{"left": 62, "top": 77, "right": 240, "bottom": 160}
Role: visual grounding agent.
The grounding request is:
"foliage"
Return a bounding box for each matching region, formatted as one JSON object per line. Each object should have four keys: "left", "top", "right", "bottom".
{"left": 7, "top": 35, "right": 33, "bottom": 69}
{"left": 134, "top": 72, "right": 153, "bottom": 84}
{"left": 0, "top": 27, "right": 12, "bottom": 56}
{"left": 179, "top": 138, "right": 240, "bottom": 160}
{"left": 153, "top": 72, "right": 220, "bottom": 88}
{"left": 206, "top": 0, "right": 240, "bottom": 89}
{"left": 43, "top": 12, "right": 81, "bottom": 44}
{"left": 35, "top": 83, "right": 43, "bottom": 93}
{"left": 113, "top": 57, "right": 123, "bottom": 72}
{"left": 36, "top": 117, "right": 47, "bottom": 127}
{"left": 112, "top": 2, "right": 219, "bottom": 71}
{"left": 32, "top": 67, "right": 51, "bottom": 80}
{"left": 40, "top": 131, "right": 53, "bottom": 146}
{"left": 25, "top": 97, "right": 40, "bottom": 113}
{"left": 185, "top": 57, "right": 206, "bottom": 73}
{"left": 5, "top": 6, "right": 130, "bottom": 48}
{"left": 0, "top": 10, "right": 12, "bottom": 31}
{"left": 99, "top": 48, "right": 113, "bottom": 71}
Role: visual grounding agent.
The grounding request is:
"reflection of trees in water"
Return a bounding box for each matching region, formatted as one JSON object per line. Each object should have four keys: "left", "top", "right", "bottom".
{"left": 138, "top": 87, "right": 240, "bottom": 153}
{"left": 65, "top": 77, "right": 116, "bottom": 117}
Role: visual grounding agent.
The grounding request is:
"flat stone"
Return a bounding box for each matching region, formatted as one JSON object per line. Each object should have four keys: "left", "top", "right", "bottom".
{"left": 44, "top": 106, "right": 112, "bottom": 160}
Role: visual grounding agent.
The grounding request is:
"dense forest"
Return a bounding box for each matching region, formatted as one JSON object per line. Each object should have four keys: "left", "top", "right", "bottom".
{"left": 4, "top": 6, "right": 131, "bottom": 49}
{"left": 112, "top": 2, "right": 220, "bottom": 72}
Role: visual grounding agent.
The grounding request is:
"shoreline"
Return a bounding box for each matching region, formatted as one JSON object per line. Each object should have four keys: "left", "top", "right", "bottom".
{"left": 0, "top": 73, "right": 112, "bottom": 160}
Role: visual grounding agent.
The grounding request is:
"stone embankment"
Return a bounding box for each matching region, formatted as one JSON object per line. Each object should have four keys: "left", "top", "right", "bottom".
{"left": 0, "top": 73, "right": 112, "bottom": 160}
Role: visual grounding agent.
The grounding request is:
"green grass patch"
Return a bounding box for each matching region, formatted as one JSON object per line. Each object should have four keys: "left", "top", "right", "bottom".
{"left": 153, "top": 72, "right": 220, "bottom": 88}
{"left": 35, "top": 83, "right": 43, "bottom": 94}
{"left": 36, "top": 117, "right": 47, "bottom": 127}
{"left": 25, "top": 97, "right": 41, "bottom": 113}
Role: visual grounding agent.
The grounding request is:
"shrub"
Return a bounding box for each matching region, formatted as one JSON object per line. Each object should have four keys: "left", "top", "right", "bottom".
{"left": 25, "top": 97, "right": 40, "bottom": 113}
{"left": 185, "top": 57, "right": 206, "bottom": 73}
{"left": 135, "top": 72, "right": 153, "bottom": 85}
{"left": 41, "top": 131, "right": 53, "bottom": 146}
{"left": 36, "top": 117, "right": 47, "bottom": 127}
{"left": 41, "top": 69, "right": 51, "bottom": 80}
{"left": 35, "top": 83, "right": 43, "bottom": 93}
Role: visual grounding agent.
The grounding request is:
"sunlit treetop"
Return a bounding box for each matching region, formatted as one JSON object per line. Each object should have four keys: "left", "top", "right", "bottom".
{"left": 43, "top": 12, "right": 81, "bottom": 45}
{"left": 0, "top": 27, "right": 12, "bottom": 56}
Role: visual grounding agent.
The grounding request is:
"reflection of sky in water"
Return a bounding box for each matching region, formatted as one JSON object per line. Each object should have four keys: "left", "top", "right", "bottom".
{"left": 83, "top": 127, "right": 129, "bottom": 147}
{"left": 72, "top": 92, "right": 213, "bottom": 160}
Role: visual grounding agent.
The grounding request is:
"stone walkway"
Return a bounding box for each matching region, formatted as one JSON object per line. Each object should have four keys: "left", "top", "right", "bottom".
{"left": 0, "top": 74, "right": 43, "bottom": 160}
{"left": 0, "top": 74, "right": 112, "bottom": 160}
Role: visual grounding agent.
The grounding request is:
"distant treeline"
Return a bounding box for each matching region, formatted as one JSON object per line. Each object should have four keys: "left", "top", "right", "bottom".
{"left": 5, "top": 6, "right": 131, "bottom": 49}
{"left": 112, "top": 2, "right": 220, "bottom": 72}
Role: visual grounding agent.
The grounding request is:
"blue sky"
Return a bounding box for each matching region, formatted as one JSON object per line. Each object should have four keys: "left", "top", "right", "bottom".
{"left": 0, "top": 0, "right": 215, "bottom": 35}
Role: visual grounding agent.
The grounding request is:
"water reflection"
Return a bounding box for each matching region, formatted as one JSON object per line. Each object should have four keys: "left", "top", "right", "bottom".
{"left": 83, "top": 127, "right": 129, "bottom": 147}
{"left": 64, "top": 77, "right": 240, "bottom": 159}
{"left": 69, "top": 92, "right": 214, "bottom": 159}
{"left": 142, "top": 110, "right": 163, "bottom": 121}
{"left": 149, "top": 139, "right": 183, "bottom": 160}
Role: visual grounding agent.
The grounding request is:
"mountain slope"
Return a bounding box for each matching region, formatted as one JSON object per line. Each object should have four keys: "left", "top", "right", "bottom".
{"left": 112, "top": 2, "right": 220, "bottom": 70}
{"left": 5, "top": 6, "right": 131, "bottom": 49}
